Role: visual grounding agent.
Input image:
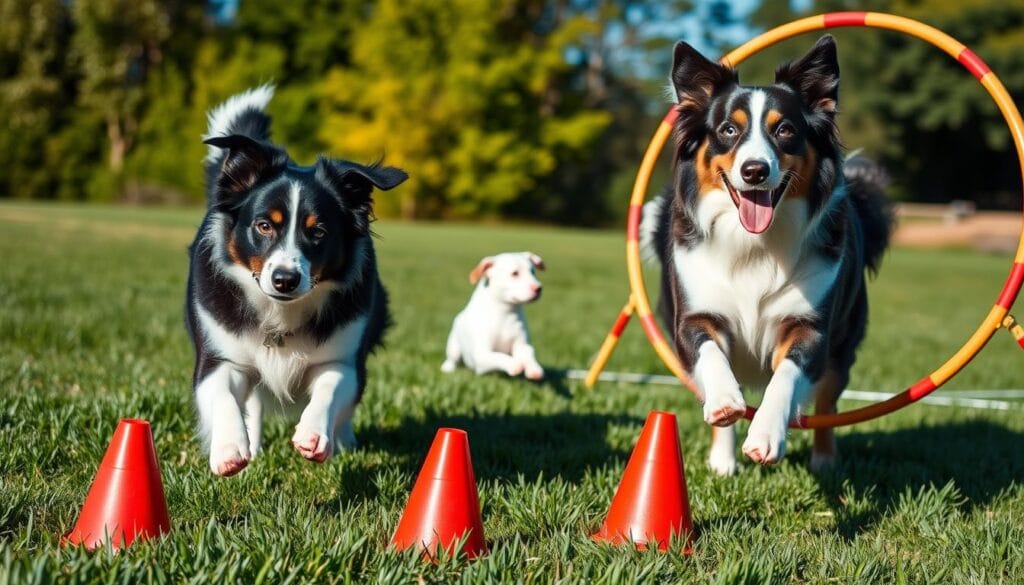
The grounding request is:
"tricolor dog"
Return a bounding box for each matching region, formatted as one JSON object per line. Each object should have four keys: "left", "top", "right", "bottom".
{"left": 643, "top": 36, "right": 893, "bottom": 474}
{"left": 441, "top": 253, "right": 546, "bottom": 380}
{"left": 185, "top": 86, "right": 407, "bottom": 476}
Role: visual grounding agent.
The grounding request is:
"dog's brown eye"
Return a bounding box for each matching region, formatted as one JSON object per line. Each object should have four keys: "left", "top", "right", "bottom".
{"left": 312, "top": 226, "right": 327, "bottom": 240}
{"left": 511, "top": 270, "right": 520, "bottom": 277}
{"left": 776, "top": 123, "right": 794, "bottom": 138}
{"left": 719, "top": 123, "right": 738, "bottom": 137}
{"left": 255, "top": 220, "right": 274, "bottom": 236}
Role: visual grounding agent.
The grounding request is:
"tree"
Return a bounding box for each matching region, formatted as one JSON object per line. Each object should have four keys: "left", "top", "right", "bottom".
{"left": 318, "top": 0, "right": 614, "bottom": 220}
{"left": 70, "top": 0, "right": 170, "bottom": 184}
{"left": 0, "top": 0, "right": 71, "bottom": 199}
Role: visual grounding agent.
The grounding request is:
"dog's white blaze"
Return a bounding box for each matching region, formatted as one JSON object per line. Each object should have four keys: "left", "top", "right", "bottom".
{"left": 204, "top": 84, "right": 275, "bottom": 162}
{"left": 259, "top": 181, "right": 314, "bottom": 298}
{"left": 730, "top": 90, "right": 781, "bottom": 189}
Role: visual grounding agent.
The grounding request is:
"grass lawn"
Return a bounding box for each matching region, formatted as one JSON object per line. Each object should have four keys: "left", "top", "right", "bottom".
{"left": 1, "top": 202, "right": 1022, "bottom": 583}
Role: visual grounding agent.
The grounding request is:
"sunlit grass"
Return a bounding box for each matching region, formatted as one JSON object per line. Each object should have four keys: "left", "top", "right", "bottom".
{"left": 1, "top": 202, "right": 1022, "bottom": 583}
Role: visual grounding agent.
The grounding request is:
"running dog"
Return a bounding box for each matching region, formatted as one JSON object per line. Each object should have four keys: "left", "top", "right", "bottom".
{"left": 186, "top": 86, "right": 407, "bottom": 476}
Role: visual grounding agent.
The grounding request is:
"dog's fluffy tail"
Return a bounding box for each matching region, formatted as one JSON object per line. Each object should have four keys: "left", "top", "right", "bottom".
{"left": 203, "top": 85, "right": 275, "bottom": 168}
{"left": 640, "top": 190, "right": 673, "bottom": 265}
{"left": 844, "top": 154, "right": 895, "bottom": 274}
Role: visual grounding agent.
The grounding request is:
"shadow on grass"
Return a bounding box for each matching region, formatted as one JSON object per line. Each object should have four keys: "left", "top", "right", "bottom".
{"left": 798, "top": 421, "right": 1024, "bottom": 540}
{"left": 361, "top": 410, "right": 641, "bottom": 484}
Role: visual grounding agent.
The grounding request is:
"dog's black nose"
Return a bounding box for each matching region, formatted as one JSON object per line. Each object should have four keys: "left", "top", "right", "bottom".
{"left": 271, "top": 268, "right": 301, "bottom": 293}
{"left": 740, "top": 159, "right": 770, "bottom": 185}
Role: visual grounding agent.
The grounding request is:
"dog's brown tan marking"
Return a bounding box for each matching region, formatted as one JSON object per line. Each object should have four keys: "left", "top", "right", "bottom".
{"left": 688, "top": 313, "right": 728, "bottom": 349}
{"left": 228, "top": 234, "right": 243, "bottom": 265}
{"left": 305, "top": 214, "right": 318, "bottom": 229}
{"left": 811, "top": 368, "right": 842, "bottom": 469}
{"left": 765, "top": 109, "right": 783, "bottom": 128}
{"left": 696, "top": 142, "right": 738, "bottom": 196}
{"left": 780, "top": 143, "right": 817, "bottom": 200}
{"left": 227, "top": 233, "right": 265, "bottom": 276}
{"left": 269, "top": 209, "right": 283, "bottom": 224}
{"left": 730, "top": 109, "right": 748, "bottom": 127}
{"left": 771, "top": 317, "right": 819, "bottom": 372}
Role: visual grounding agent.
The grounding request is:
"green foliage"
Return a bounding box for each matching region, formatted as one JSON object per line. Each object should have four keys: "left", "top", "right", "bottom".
{"left": 1, "top": 1, "right": 1023, "bottom": 217}
{"left": 1, "top": 203, "right": 1024, "bottom": 582}
{"left": 318, "top": 0, "right": 614, "bottom": 219}
{"left": 0, "top": 1, "right": 680, "bottom": 223}
{"left": 0, "top": 0, "right": 69, "bottom": 199}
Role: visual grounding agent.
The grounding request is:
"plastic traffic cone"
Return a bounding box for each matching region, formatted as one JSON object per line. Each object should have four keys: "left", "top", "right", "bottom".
{"left": 65, "top": 419, "right": 171, "bottom": 550}
{"left": 391, "top": 428, "right": 487, "bottom": 559}
{"left": 593, "top": 410, "right": 694, "bottom": 553}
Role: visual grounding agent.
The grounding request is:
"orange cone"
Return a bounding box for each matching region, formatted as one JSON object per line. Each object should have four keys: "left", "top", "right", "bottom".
{"left": 593, "top": 410, "right": 694, "bottom": 553}
{"left": 391, "top": 428, "right": 487, "bottom": 559}
{"left": 65, "top": 419, "right": 171, "bottom": 550}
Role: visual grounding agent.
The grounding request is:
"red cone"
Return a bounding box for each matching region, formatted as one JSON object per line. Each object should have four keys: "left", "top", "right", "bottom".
{"left": 391, "top": 428, "right": 487, "bottom": 559}
{"left": 65, "top": 419, "right": 171, "bottom": 550}
{"left": 593, "top": 410, "right": 694, "bottom": 553}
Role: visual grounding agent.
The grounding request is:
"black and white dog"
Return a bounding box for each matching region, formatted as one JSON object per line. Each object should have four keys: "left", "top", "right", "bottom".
{"left": 643, "top": 37, "right": 893, "bottom": 474}
{"left": 185, "top": 86, "right": 407, "bottom": 476}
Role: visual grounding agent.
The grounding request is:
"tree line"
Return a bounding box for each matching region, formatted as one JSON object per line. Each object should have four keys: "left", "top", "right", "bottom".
{"left": 1, "top": 0, "right": 1021, "bottom": 225}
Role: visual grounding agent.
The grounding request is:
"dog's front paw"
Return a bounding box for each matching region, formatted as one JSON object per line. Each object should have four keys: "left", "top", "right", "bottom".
{"left": 440, "top": 360, "right": 457, "bottom": 373}
{"left": 703, "top": 391, "right": 746, "bottom": 427}
{"left": 524, "top": 362, "right": 544, "bottom": 381}
{"left": 292, "top": 427, "right": 333, "bottom": 463}
{"left": 742, "top": 420, "right": 787, "bottom": 465}
{"left": 504, "top": 361, "right": 524, "bottom": 377}
{"left": 210, "top": 442, "right": 251, "bottom": 476}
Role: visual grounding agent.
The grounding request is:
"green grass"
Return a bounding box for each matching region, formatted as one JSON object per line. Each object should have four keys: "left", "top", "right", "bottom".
{"left": 1, "top": 202, "right": 1022, "bottom": 583}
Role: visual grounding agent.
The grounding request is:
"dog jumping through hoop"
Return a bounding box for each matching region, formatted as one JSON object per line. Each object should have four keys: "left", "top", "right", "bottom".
{"left": 642, "top": 36, "right": 894, "bottom": 474}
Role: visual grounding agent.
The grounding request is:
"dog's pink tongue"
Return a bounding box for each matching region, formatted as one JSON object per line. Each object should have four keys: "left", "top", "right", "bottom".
{"left": 738, "top": 190, "right": 774, "bottom": 234}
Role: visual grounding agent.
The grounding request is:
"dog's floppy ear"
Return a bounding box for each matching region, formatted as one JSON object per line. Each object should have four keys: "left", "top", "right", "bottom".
{"left": 316, "top": 158, "right": 408, "bottom": 235}
{"left": 469, "top": 256, "right": 495, "bottom": 285}
{"left": 523, "top": 252, "right": 545, "bottom": 271}
{"left": 204, "top": 134, "right": 287, "bottom": 208}
{"left": 775, "top": 35, "right": 840, "bottom": 116}
{"left": 670, "top": 42, "right": 737, "bottom": 158}
{"left": 319, "top": 159, "right": 408, "bottom": 193}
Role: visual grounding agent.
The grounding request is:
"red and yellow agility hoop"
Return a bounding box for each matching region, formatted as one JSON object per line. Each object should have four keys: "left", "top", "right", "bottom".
{"left": 585, "top": 12, "right": 1024, "bottom": 429}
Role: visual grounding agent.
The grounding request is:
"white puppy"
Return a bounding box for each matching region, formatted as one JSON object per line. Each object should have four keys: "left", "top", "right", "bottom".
{"left": 441, "top": 252, "right": 545, "bottom": 380}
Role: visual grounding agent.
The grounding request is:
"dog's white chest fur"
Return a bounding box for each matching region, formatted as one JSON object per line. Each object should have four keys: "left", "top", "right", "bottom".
{"left": 672, "top": 192, "right": 839, "bottom": 384}
{"left": 196, "top": 303, "right": 367, "bottom": 400}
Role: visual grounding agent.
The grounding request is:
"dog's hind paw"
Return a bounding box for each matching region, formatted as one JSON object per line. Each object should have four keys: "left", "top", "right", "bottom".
{"left": 809, "top": 450, "right": 838, "bottom": 473}
{"left": 708, "top": 451, "right": 737, "bottom": 477}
